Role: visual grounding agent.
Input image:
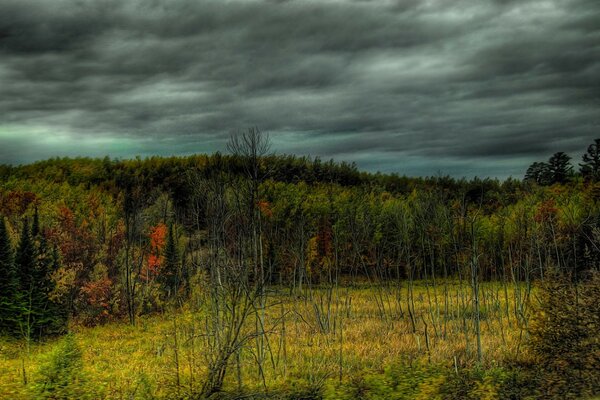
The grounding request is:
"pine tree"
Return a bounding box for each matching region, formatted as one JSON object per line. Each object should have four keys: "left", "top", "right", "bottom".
{"left": 0, "top": 217, "right": 18, "bottom": 334}
{"left": 51, "top": 243, "right": 61, "bottom": 272}
{"left": 580, "top": 138, "right": 600, "bottom": 182}
{"left": 15, "top": 219, "right": 38, "bottom": 339}
{"left": 16, "top": 219, "right": 37, "bottom": 295}
{"left": 161, "top": 223, "right": 180, "bottom": 299}
{"left": 15, "top": 219, "right": 65, "bottom": 338}
{"left": 547, "top": 152, "right": 573, "bottom": 184}
{"left": 524, "top": 162, "right": 550, "bottom": 185}
{"left": 37, "top": 235, "right": 66, "bottom": 335}
{"left": 529, "top": 272, "right": 600, "bottom": 398}
{"left": 31, "top": 206, "right": 40, "bottom": 238}
{"left": 33, "top": 333, "right": 91, "bottom": 399}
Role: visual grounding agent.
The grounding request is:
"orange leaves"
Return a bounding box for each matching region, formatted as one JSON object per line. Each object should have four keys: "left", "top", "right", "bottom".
{"left": 146, "top": 223, "right": 167, "bottom": 277}
{"left": 58, "top": 205, "right": 75, "bottom": 226}
{"left": 150, "top": 223, "right": 167, "bottom": 250}
{"left": 258, "top": 200, "right": 273, "bottom": 218}
{"left": 147, "top": 254, "right": 161, "bottom": 275}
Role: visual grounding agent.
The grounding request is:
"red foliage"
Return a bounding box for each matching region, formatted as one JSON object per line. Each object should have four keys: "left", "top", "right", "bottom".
{"left": 80, "top": 277, "right": 113, "bottom": 325}
{"left": 535, "top": 199, "right": 558, "bottom": 223}
{"left": 145, "top": 223, "right": 167, "bottom": 277}
{"left": 150, "top": 223, "right": 167, "bottom": 251}
{"left": 0, "top": 190, "right": 38, "bottom": 216}
{"left": 44, "top": 205, "right": 98, "bottom": 290}
{"left": 147, "top": 254, "right": 161, "bottom": 276}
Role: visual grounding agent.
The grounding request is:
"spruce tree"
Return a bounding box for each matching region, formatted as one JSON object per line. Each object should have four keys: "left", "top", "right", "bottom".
{"left": 580, "top": 138, "right": 600, "bottom": 182}
{"left": 14, "top": 218, "right": 65, "bottom": 338}
{"left": 37, "top": 235, "right": 65, "bottom": 334}
{"left": 16, "top": 219, "right": 37, "bottom": 295}
{"left": 0, "top": 217, "right": 18, "bottom": 334}
{"left": 31, "top": 206, "right": 40, "bottom": 238}
{"left": 547, "top": 152, "right": 573, "bottom": 184}
{"left": 524, "top": 162, "right": 550, "bottom": 185}
{"left": 529, "top": 272, "right": 600, "bottom": 398}
{"left": 15, "top": 219, "right": 38, "bottom": 339}
{"left": 51, "top": 243, "right": 61, "bottom": 272}
{"left": 161, "top": 223, "right": 180, "bottom": 298}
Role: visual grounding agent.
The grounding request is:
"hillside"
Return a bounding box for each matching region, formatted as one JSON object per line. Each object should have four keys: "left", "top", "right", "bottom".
{"left": 1, "top": 134, "right": 600, "bottom": 399}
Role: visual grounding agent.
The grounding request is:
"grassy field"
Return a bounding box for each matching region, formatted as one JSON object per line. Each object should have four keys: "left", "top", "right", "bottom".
{"left": 0, "top": 280, "right": 534, "bottom": 399}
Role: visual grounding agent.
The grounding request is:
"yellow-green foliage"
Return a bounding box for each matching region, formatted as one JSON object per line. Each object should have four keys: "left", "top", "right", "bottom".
{"left": 528, "top": 272, "right": 600, "bottom": 399}
{"left": 31, "top": 334, "right": 93, "bottom": 399}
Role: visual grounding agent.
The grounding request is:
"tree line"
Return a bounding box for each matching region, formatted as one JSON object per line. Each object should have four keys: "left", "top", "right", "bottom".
{"left": 524, "top": 138, "right": 600, "bottom": 185}
{"left": 1, "top": 135, "right": 600, "bottom": 340}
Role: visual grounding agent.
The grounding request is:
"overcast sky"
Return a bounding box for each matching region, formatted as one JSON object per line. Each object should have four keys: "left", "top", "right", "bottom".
{"left": 0, "top": 0, "right": 598, "bottom": 177}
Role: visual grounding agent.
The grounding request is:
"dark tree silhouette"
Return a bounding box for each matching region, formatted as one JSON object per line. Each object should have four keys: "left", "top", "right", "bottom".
{"left": 524, "top": 161, "right": 550, "bottom": 185}
{"left": 31, "top": 206, "right": 40, "bottom": 238}
{"left": 580, "top": 138, "right": 600, "bottom": 182}
{"left": 14, "top": 218, "right": 65, "bottom": 338}
{"left": 547, "top": 152, "right": 573, "bottom": 184}
{"left": 0, "top": 217, "right": 18, "bottom": 334}
{"left": 16, "top": 219, "right": 37, "bottom": 294}
{"left": 160, "top": 223, "right": 180, "bottom": 299}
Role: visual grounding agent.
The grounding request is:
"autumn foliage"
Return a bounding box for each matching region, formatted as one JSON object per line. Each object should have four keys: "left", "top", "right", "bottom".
{"left": 146, "top": 223, "right": 167, "bottom": 277}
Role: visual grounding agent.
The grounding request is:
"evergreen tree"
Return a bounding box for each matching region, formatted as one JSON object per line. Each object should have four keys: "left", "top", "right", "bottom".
{"left": 15, "top": 219, "right": 65, "bottom": 338}
{"left": 33, "top": 333, "right": 92, "bottom": 399}
{"left": 161, "top": 223, "right": 180, "bottom": 298}
{"left": 529, "top": 272, "right": 600, "bottom": 398}
{"left": 547, "top": 152, "right": 573, "bottom": 184}
{"left": 37, "top": 235, "right": 66, "bottom": 334}
{"left": 51, "top": 243, "right": 61, "bottom": 272}
{"left": 32, "top": 206, "right": 40, "bottom": 238}
{"left": 16, "top": 219, "right": 37, "bottom": 295}
{"left": 580, "top": 138, "right": 600, "bottom": 182}
{"left": 524, "top": 162, "right": 550, "bottom": 185}
{"left": 15, "top": 219, "right": 39, "bottom": 339}
{"left": 0, "top": 217, "right": 18, "bottom": 334}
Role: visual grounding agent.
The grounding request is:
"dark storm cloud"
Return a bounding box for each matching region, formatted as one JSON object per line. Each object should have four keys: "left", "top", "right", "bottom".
{"left": 0, "top": 0, "right": 598, "bottom": 177}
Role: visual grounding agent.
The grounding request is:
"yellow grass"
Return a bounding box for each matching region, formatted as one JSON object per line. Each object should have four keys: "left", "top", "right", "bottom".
{"left": 0, "top": 280, "right": 532, "bottom": 399}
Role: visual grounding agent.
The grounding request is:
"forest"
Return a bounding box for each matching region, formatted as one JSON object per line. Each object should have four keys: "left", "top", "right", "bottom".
{"left": 1, "top": 131, "right": 600, "bottom": 399}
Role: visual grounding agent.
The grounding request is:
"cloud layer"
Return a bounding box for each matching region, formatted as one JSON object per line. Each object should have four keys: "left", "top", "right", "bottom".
{"left": 0, "top": 0, "right": 598, "bottom": 177}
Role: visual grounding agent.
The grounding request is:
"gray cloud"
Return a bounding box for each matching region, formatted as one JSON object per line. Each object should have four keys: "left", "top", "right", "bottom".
{"left": 0, "top": 0, "right": 598, "bottom": 177}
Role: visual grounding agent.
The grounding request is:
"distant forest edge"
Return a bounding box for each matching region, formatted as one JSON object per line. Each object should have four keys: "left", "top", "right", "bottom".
{"left": 2, "top": 138, "right": 600, "bottom": 191}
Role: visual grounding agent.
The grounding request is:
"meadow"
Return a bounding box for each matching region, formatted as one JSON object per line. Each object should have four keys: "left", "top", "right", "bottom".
{"left": 1, "top": 280, "right": 534, "bottom": 399}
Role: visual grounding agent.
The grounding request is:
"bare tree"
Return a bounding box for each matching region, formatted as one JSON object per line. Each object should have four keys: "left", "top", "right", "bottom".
{"left": 191, "top": 129, "right": 274, "bottom": 397}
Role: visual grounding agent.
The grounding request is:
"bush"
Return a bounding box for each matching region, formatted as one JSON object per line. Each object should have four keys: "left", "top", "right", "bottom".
{"left": 323, "top": 363, "right": 446, "bottom": 400}
{"left": 323, "top": 362, "right": 538, "bottom": 400}
{"left": 528, "top": 271, "right": 600, "bottom": 399}
{"left": 32, "top": 334, "right": 94, "bottom": 399}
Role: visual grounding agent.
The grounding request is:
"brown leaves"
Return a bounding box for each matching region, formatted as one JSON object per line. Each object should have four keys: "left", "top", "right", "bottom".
{"left": 0, "top": 190, "right": 38, "bottom": 216}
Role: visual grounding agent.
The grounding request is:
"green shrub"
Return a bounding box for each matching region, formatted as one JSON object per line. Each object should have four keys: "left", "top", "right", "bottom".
{"left": 323, "top": 363, "right": 445, "bottom": 400}
{"left": 32, "top": 334, "right": 94, "bottom": 399}
{"left": 528, "top": 271, "right": 600, "bottom": 399}
{"left": 324, "top": 363, "right": 538, "bottom": 400}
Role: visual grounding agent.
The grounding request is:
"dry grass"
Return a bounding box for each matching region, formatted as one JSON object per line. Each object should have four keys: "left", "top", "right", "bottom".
{"left": 0, "top": 280, "right": 532, "bottom": 399}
